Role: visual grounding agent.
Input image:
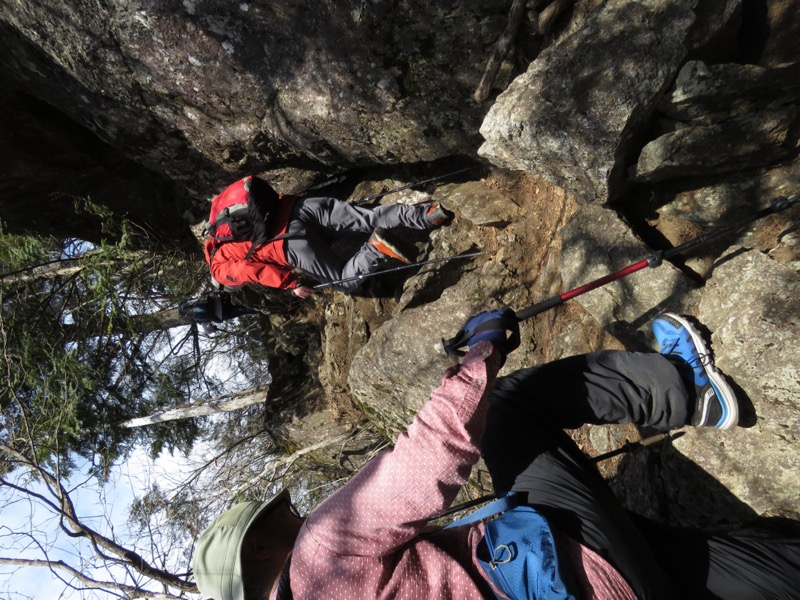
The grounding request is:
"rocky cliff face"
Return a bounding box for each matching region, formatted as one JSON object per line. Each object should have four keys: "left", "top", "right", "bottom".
{"left": 0, "top": 1, "right": 514, "bottom": 198}
{"left": 2, "top": 0, "right": 798, "bottom": 527}
{"left": 335, "top": 0, "right": 800, "bottom": 527}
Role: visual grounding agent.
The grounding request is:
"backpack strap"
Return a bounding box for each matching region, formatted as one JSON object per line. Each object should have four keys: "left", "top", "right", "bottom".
{"left": 442, "top": 492, "right": 521, "bottom": 529}
{"left": 242, "top": 231, "right": 298, "bottom": 261}
{"left": 208, "top": 203, "right": 249, "bottom": 236}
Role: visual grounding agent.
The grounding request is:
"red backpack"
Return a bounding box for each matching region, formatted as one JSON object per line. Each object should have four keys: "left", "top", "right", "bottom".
{"left": 206, "top": 176, "right": 283, "bottom": 260}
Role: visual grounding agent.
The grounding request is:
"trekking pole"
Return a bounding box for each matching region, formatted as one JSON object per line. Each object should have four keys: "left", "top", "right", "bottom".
{"left": 438, "top": 431, "right": 685, "bottom": 519}
{"left": 312, "top": 250, "right": 490, "bottom": 290}
{"left": 443, "top": 193, "right": 799, "bottom": 354}
{"left": 513, "top": 192, "right": 799, "bottom": 322}
{"left": 304, "top": 173, "right": 348, "bottom": 192}
{"left": 355, "top": 167, "right": 475, "bottom": 205}
{"left": 590, "top": 430, "right": 685, "bottom": 462}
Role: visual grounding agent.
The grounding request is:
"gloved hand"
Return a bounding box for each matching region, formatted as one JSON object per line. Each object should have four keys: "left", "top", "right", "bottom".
{"left": 292, "top": 285, "right": 314, "bottom": 299}
{"left": 444, "top": 308, "right": 520, "bottom": 356}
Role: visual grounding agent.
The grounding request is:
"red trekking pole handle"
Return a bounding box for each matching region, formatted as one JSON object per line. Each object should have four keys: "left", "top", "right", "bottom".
{"left": 514, "top": 257, "right": 656, "bottom": 321}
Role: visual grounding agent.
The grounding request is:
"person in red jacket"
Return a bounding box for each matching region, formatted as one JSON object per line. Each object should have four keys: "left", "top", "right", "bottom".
{"left": 204, "top": 177, "right": 453, "bottom": 298}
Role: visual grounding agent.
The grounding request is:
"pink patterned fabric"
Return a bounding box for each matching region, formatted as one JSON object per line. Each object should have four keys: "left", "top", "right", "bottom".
{"left": 282, "top": 342, "right": 637, "bottom": 600}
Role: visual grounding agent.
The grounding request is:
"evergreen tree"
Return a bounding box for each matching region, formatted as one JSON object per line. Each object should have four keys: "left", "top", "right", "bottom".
{"left": 0, "top": 220, "right": 215, "bottom": 477}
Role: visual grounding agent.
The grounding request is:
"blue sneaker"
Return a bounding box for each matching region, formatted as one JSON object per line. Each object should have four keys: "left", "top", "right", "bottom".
{"left": 651, "top": 313, "right": 738, "bottom": 430}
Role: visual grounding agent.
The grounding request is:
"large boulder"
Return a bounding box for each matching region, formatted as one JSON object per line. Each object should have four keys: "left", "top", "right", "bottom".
{"left": 699, "top": 249, "right": 800, "bottom": 442}
{"left": 632, "top": 59, "right": 800, "bottom": 184}
{"left": 435, "top": 182, "right": 522, "bottom": 228}
{"left": 656, "top": 61, "right": 800, "bottom": 123}
{"left": 632, "top": 105, "right": 800, "bottom": 183}
{"left": 646, "top": 158, "right": 800, "bottom": 277}
{"left": 661, "top": 248, "right": 800, "bottom": 525}
{"left": 0, "top": 1, "right": 510, "bottom": 197}
{"left": 478, "top": 0, "right": 742, "bottom": 203}
{"left": 0, "top": 87, "right": 193, "bottom": 246}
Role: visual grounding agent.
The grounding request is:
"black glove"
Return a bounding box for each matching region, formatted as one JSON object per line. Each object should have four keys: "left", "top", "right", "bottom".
{"left": 443, "top": 308, "right": 521, "bottom": 356}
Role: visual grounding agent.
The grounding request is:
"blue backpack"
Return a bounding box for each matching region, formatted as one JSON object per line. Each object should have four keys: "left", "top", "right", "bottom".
{"left": 444, "top": 493, "right": 576, "bottom": 600}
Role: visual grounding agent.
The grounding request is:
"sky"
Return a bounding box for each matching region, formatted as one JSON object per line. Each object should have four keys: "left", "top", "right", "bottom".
{"left": 0, "top": 289, "right": 259, "bottom": 599}
{"left": 0, "top": 443, "right": 206, "bottom": 600}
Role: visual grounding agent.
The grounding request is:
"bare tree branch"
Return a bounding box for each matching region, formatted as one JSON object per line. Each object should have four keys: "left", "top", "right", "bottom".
{"left": 0, "top": 557, "right": 183, "bottom": 600}
{"left": 0, "top": 443, "right": 197, "bottom": 594}
{"left": 227, "top": 432, "right": 353, "bottom": 498}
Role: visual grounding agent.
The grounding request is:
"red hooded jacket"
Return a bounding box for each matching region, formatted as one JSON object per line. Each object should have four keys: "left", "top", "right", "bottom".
{"left": 204, "top": 191, "right": 300, "bottom": 290}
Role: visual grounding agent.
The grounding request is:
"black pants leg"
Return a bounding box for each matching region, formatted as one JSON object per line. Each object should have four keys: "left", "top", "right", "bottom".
{"left": 481, "top": 351, "right": 800, "bottom": 600}
{"left": 482, "top": 351, "right": 687, "bottom": 600}
{"left": 630, "top": 514, "right": 800, "bottom": 600}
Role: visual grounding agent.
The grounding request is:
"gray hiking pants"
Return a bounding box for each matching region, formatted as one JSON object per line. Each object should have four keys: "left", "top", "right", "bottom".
{"left": 283, "top": 197, "right": 432, "bottom": 293}
{"left": 482, "top": 351, "right": 800, "bottom": 600}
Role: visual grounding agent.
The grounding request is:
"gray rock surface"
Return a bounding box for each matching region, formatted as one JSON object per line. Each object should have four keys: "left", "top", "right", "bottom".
{"left": 648, "top": 159, "right": 800, "bottom": 277}
{"left": 0, "top": 1, "right": 509, "bottom": 196}
{"left": 633, "top": 106, "right": 800, "bottom": 183}
{"left": 654, "top": 160, "right": 800, "bottom": 225}
{"left": 665, "top": 248, "right": 800, "bottom": 523}
{"left": 658, "top": 61, "right": 800, "bottom": 123}
{"left": 478, "top": 0, "right": 740, "bottom": 203}
{"left": 435, "top": 182, "right": 522, "bottom": 227}
{"left": 700, "top": 249, "right": 800, "bottom": 438}
{"left": 559, "top": 204, "right": 698, "bottom": 348}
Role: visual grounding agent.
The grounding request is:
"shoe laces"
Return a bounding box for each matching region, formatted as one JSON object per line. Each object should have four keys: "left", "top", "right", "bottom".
{"left": 661, "top": 336, "right": 712, "bottom": 373}
{"left": 676, "top": 349, "right": 711, "bottom": 369}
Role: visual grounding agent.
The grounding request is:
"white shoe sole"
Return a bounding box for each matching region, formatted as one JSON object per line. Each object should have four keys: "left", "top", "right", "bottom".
{"left": 663, "top": 313, "right": 739, "bottom": 430}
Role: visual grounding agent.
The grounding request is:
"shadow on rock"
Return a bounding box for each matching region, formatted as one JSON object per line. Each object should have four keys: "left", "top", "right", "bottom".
{"left": 610, "top": 439, "right": 760, "bottom": 530}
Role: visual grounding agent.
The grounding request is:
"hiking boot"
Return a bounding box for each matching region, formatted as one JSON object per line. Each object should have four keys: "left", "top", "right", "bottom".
{"left": 425, "top": 203, "right": 454, "bottom": 228}
{"left": 368, "top": 228, "right": 411, "bottom": 264}
{"left": 651, "top": 313, "right": 738, "bottom": 430}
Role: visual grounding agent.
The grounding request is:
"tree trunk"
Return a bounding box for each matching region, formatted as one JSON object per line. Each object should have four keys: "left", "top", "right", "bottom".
{"left": 54, "top": 306, "right": 193, "bottom": 343}
{"left": 0, "top": 249, "right": 147, "bottom": 287}
{"left": 128, "top": 307, "right": 189, "bottom": 336}
{"left": 122, "top": 388, "right": 268, "bottom": 428}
